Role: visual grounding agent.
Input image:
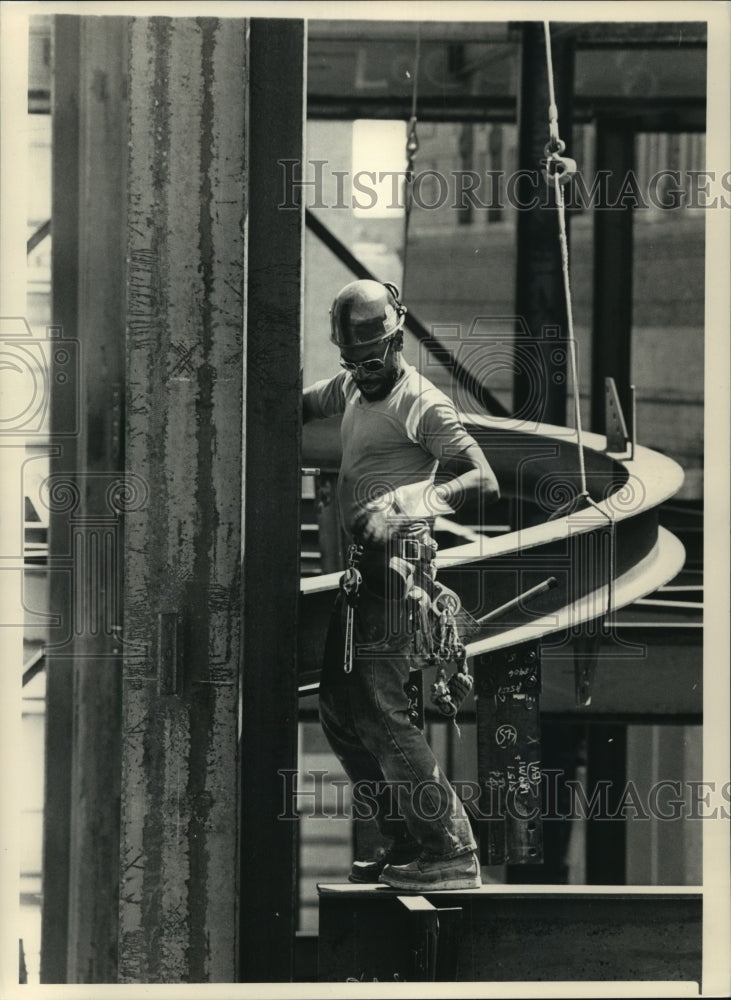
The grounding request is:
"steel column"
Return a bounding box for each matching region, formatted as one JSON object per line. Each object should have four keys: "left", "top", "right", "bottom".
{"left": 238, "top": 18, "right": 305, "bottom": 984}
{"left": 64, "top": 18, "right": 128, "bottom": 984}
{"left": 41, "top": 17, "right": 79, "bottom": 980}
{"left": 591, "top": 120, "right": 634, "bottom": 434}
{"left": 586, "top": 723, "right": 628, "bottom": 884}
{"left": 44, "top": 16, "right": 128, "bottom": 982}
{"left": 513, "top": 23, "right": 574, "bottom": 427}
{"left": 43, "top": 16, "right": 127, "bottom": 983}
{"left": 474, "top": 640, "right": 543, "bottom": 866}
{"left": 119, "top": 16, "right": 246, "bottom": 982}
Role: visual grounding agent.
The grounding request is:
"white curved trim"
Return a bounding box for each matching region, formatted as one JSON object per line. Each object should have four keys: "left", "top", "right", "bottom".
{"left": 443, "top": 413, "right": 684, "bottom": 563}
{"left": 300, "top": 421, "right": 685, "bottom": 598}
{"left": 463, "top": 527, "right": 686, "bottom": 659}
{"left": 300, "top": 571, "right": 346, "bottom": 596}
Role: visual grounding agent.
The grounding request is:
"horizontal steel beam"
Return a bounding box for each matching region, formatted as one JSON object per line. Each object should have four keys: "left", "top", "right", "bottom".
{"left": 317, "top": 883, "right": 701, "bottom": 983}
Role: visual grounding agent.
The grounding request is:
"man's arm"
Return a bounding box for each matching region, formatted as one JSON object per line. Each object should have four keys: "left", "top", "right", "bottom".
{"left": 303, "top": 371, "right": 347, "bottom": 425}
{"left": 434, "top": 440, "right": 500, "bottom": 513}
{"left": 351, "top": 441, "right": 499, "bottom": 549}
{"left": 302, "top": 388, "right": 319, "bottom": 425}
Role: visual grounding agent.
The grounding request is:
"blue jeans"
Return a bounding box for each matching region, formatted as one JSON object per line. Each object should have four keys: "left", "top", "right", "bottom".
{"left": 318, "top": 583, "right": 477, "bottom": 860}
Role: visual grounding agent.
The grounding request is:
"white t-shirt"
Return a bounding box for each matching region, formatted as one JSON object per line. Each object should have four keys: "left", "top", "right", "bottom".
{"left": 304, "top": 363, "right": 476, "bottom": 538}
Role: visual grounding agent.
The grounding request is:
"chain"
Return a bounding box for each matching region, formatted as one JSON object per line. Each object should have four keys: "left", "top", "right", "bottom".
{"left": 340, "top": 543, "right": 363, "bottom": 673}
{"left": 401, "top": 24, "right": 421, "bottom": 298}
{"left": 429, "top": 584, "right": 473, "bottom": 731}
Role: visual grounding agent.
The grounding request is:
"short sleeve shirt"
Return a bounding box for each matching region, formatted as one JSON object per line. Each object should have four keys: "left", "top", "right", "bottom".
{"left": 304, "top": 363, "right": 477, "bottom": 537}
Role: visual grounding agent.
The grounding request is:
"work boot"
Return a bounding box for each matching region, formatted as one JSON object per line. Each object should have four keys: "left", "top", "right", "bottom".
{"left": 379, "top": 851, "right": 481, "bottom": 891}
{"left": 348, "top": 838, "right": 420, "bottom": 884}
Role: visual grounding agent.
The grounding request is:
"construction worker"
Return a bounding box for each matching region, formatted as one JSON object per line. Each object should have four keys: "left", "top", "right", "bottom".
{"left": 303, "top": 279, "right": 499, "bottom": 891}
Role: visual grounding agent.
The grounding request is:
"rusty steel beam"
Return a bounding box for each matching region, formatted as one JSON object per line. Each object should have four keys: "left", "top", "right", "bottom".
{"left": 119, "top": 16, "right": 246, "bottom": 983}
{"left": 238, "top": 18, "right": 305, "bottom": 983}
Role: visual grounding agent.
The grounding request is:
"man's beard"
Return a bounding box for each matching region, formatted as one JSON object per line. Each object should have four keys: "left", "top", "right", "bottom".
{"left": 355, "top": 366, "right": 403, "bottom": 402}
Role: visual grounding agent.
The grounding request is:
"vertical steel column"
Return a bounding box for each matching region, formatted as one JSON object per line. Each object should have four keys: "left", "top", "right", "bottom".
{"left": 44, "top": 16, "right": 127, "bottom": 983}
{"left": 474, "top": 640, "right": 543, "bottom": 866}
{"left": 513, "top": 23, "right": 574, "bottom": 426}
{"left": 591, "top": 120, "right": 634, "bottom": 433}
{"left": 41, "top": 16, "right": 79, "bottom": 981}
{"left": 586, "top": 724, "right": 627, "bottom": 884}
{"left": 458, "top": 123, "right": 474, "bottom": 226}
{"left": 65, "top": 18, "right": 128, "bottom": 983}
{"left": 487, "top": 125, "right": 503, "bottom": 224}
{"left": 238, "top": 19, "right": 304, "bottom": 983}
{"left": 119, "top": 17, "right": 246, "bottom": 982}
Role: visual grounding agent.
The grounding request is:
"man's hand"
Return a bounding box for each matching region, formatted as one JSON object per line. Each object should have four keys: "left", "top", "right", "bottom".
{"left": 350, "top": 504, "right": 392, "bottom": 548}
{"left": 438, "top": 443, "right": 500, "bottom": 512}
{"left": 350, "top": 495, "right": 412, "bottom": 549}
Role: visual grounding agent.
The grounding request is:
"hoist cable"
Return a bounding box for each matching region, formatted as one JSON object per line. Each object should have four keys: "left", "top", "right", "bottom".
{"left": 543, "top": 20, "right": 561, "bottom": 152}
{"left": 401, "top": 24, "right": 421, "bottom": 297}
{"left": 409, "top": 26, "right": 421, "bottom": 122}
{"left": 552, "top": 170, "right": 588, "bottom": 496}
{"left": 544, "top": 20, "right": 615, "bottom": 620}
{"left": 543, "top": 20, "right": 587, "bottom": 498}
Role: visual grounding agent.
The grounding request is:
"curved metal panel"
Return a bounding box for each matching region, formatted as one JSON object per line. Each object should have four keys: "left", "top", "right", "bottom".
{"left": 299, "top": 414, "right": 685, "bottom": 679}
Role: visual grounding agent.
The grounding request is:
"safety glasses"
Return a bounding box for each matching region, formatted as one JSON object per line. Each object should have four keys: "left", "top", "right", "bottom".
{"left": 339, "top": 337, "right": 394, "bottom": 375}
